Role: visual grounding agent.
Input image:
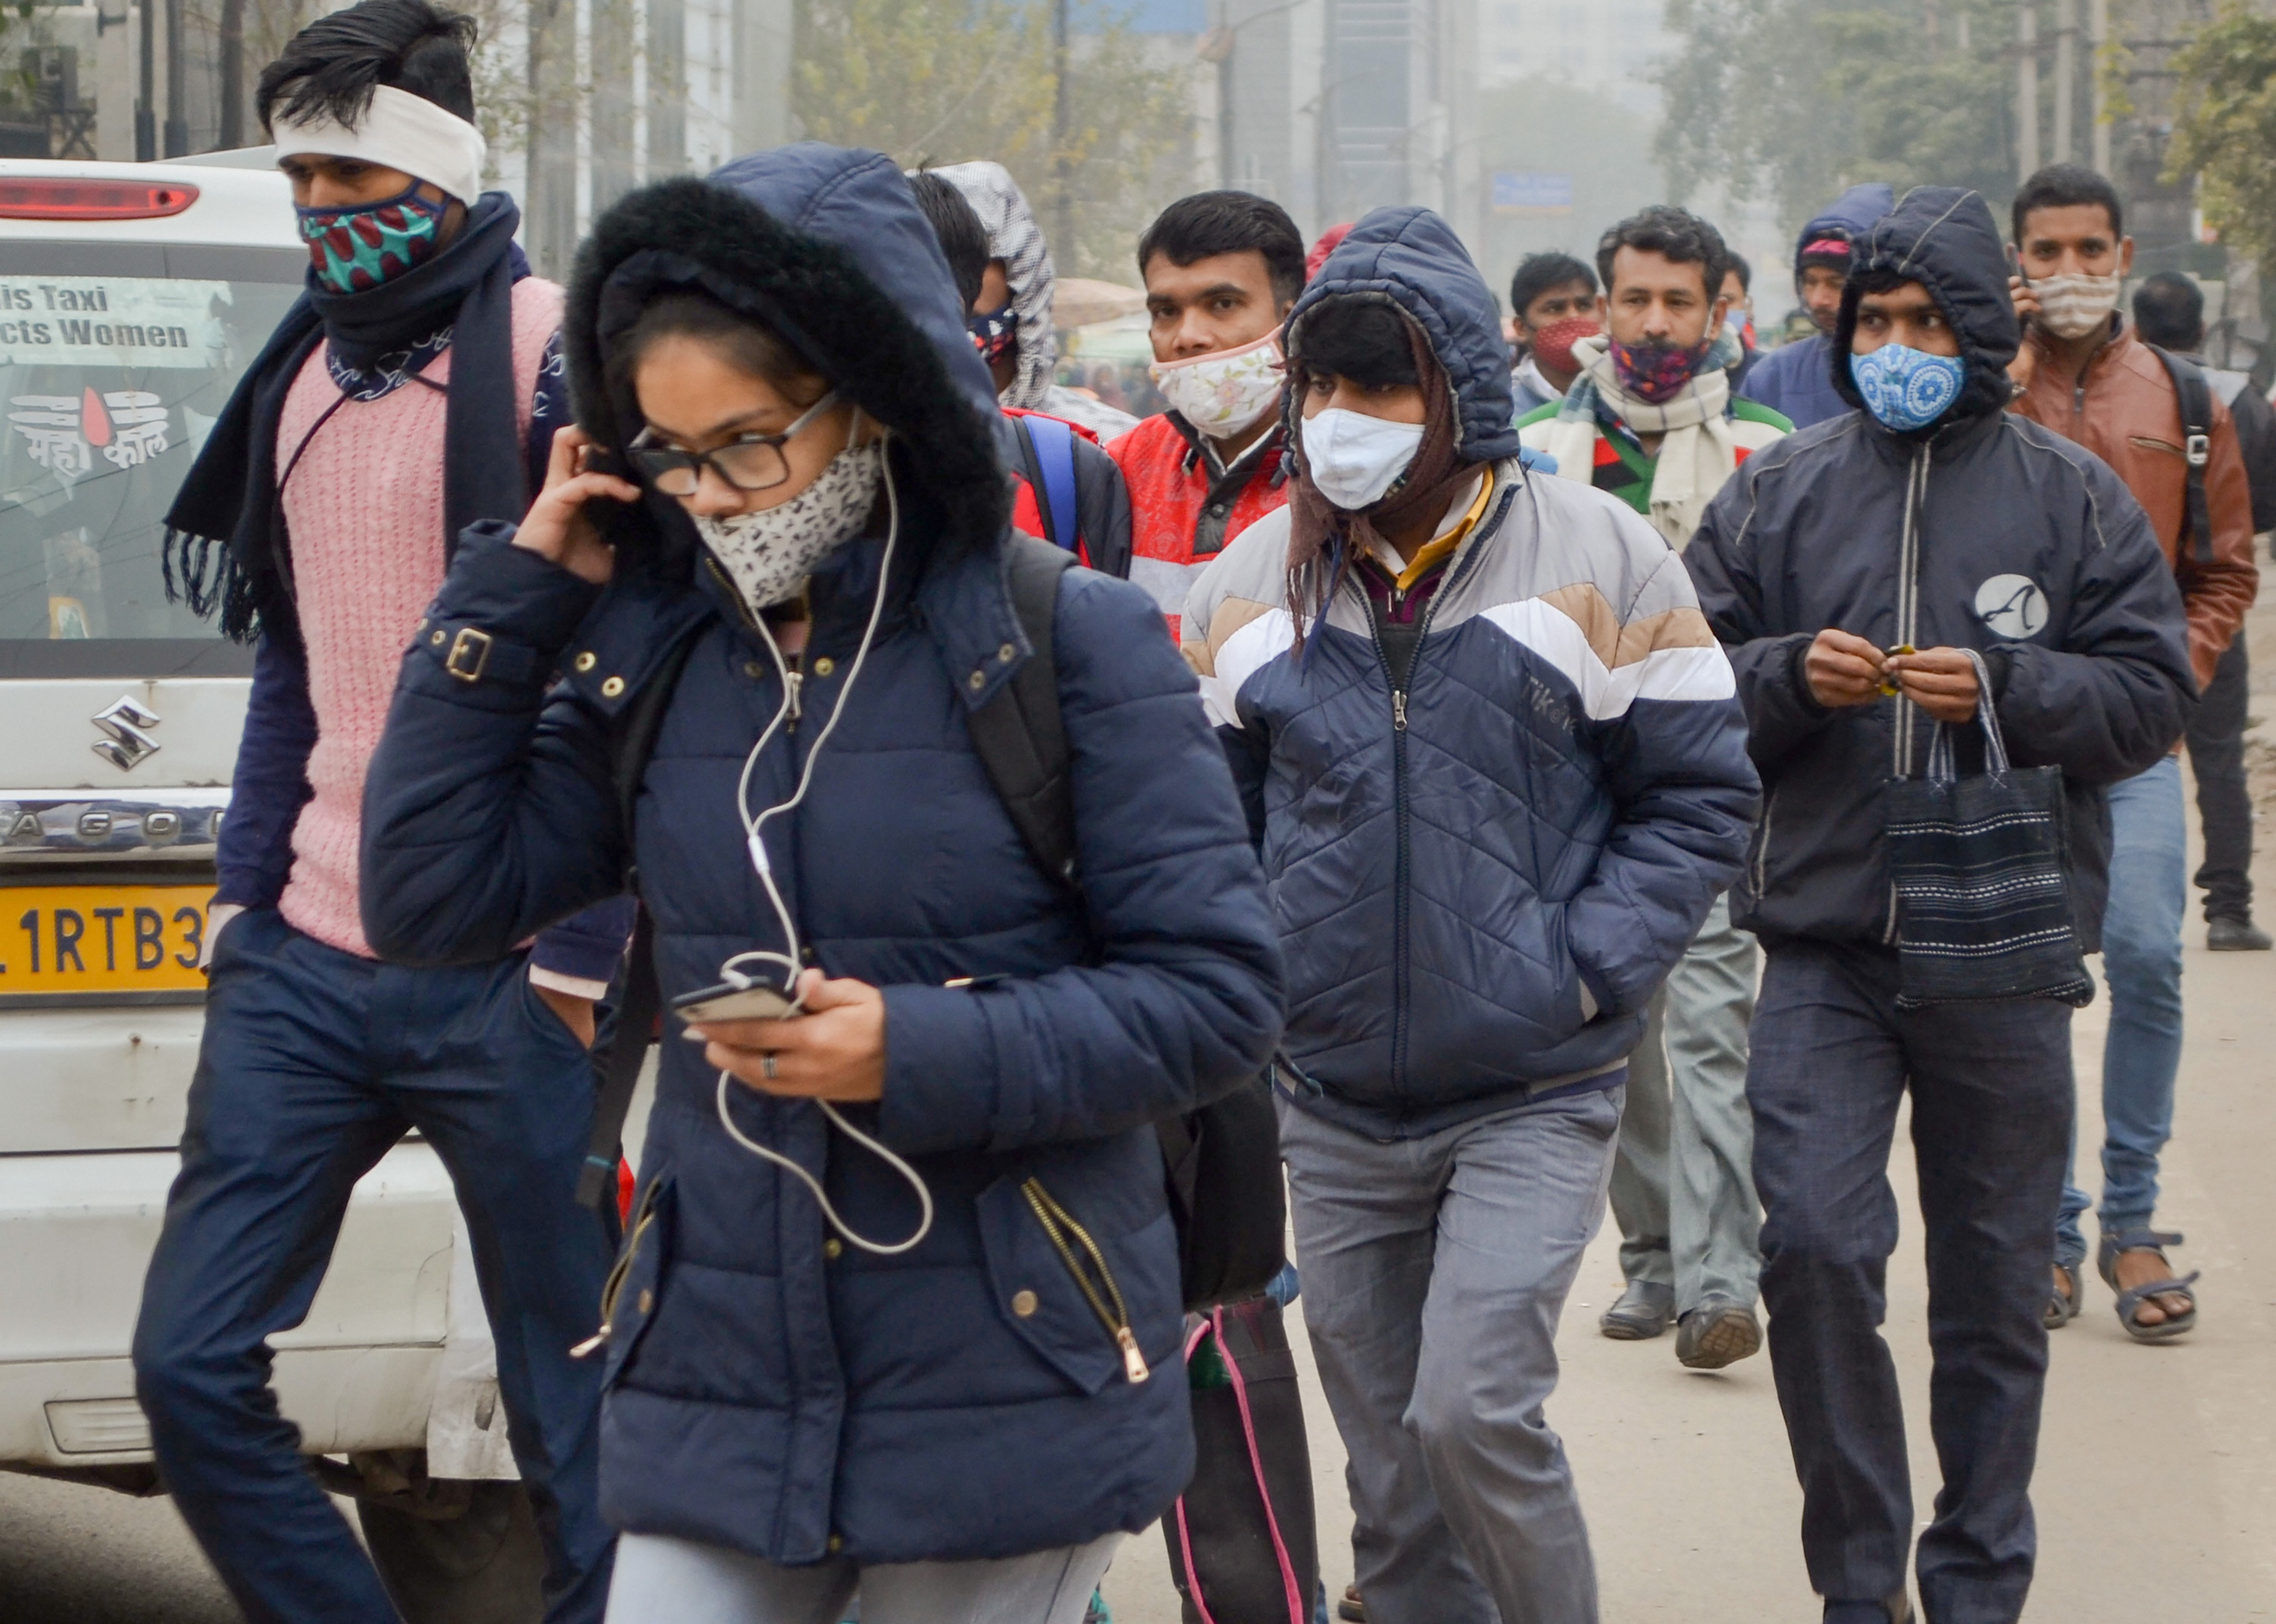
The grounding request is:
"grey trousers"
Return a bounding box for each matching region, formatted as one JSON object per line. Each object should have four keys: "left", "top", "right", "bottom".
{"left": 602, "top": 1531, "right": 1121, "bottom": 1624}
{"left": 1606, "top": 896, "right": 1762, "bottom": 1310}
{"left": 1279, "top": 1083, "right": 1622, "bottom": 1624}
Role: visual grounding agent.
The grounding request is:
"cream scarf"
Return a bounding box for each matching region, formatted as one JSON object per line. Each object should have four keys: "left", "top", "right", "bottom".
{"left": 1538, "top": 333, "right": 1742, "bottom": 549}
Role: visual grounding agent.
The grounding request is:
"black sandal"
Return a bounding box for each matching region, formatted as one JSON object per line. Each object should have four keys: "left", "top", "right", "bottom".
{"left": 2097, "top": 1228, "right": 2200, "bottom": 1343}
{"left": 2045, "top": 1260, "right": 2082, "bottom": 1330}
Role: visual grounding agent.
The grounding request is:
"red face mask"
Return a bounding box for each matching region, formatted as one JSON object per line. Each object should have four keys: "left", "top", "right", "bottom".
{"left": 1529, "top": 315, "right": 1601, "bottom": 378}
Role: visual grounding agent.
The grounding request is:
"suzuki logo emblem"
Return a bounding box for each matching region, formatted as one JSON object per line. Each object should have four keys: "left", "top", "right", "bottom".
{"left": 91, "top": 695, "right": 161, "bottom": 771}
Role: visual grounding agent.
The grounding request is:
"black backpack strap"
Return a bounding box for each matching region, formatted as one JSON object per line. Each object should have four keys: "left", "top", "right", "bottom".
{"left": 965, "top": 536, "right": 1079, "bottom": 892}
{"left": 578, "top": 903, "right": 656, "bottom": 1210}
{"left": 1009, "top": 416, "right": 1063, "bottom": 552}
{"left": 2152, "top": 343, "right": 2216, "bottom": 565}
{"left": 577, "top": 629, "right": 704, "bottom": 1212}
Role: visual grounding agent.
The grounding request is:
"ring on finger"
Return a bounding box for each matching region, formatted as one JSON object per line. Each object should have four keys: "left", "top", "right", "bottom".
{"left": 761, "top": 1052, "right": 779, "bottom": 1082}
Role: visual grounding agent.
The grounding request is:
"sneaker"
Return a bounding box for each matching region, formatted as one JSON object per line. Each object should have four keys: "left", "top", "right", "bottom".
{"left": 2207, "top": 915, "right": 2272, "bottom": 950}
{"left": 1083, "top": 1590, "right": 1112, "bottom": 1624}
{"left": 1336, "top": 1584, "right": 1366, "bottom": 1623}
{"left": 1674, "top": 1296, "right": 1762, "bottom": 1369}
{"left": 1597, "top": 1278, "right": 1675, "bottom": 1340}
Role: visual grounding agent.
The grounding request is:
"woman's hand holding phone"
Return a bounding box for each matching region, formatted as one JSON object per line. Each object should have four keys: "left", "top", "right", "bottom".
{"left": 689, "top": 968, "right": 888, "bottom": 1104}
{"left": 514, "top": 425, "right": 638, "bottom": 585}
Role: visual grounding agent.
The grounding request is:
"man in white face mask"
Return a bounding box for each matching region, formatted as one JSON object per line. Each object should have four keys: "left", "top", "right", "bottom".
{"left": 2008, "top": 164, "right": 2259, "bottom": 1345}
{"left": 1110, "top": 191, "right": 1306, "bottom": 639}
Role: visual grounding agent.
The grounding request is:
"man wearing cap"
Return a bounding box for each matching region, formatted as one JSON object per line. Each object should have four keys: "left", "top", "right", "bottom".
{"left": 1739, "top": 183, "right": 1893, "bottom": 429}
{"left": 136, "top": 3, "right": 622, "bottom": 1619}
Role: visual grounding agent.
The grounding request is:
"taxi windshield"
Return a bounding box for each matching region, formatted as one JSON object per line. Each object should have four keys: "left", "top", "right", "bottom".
{"left": 0, "top": 243, "right": 304, "bottom": 678}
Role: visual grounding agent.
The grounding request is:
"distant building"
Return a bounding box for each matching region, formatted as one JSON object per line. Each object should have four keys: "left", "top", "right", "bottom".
{"left": 1480, "top": 0, "right": 1671, "bottom": 118}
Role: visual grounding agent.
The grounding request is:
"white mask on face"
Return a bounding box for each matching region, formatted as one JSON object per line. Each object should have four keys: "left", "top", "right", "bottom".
{"left": 2032, "top": 272, "right": 2124, "bottom": 341}
{"left": 1149, "top": 332, "right": 1286, "bottom": 439}
{"left": 1301, "top": 407, "right": 1425, "bottom": 511}
{"left": 695, "top": 439, "right": 884, "bottom": 614}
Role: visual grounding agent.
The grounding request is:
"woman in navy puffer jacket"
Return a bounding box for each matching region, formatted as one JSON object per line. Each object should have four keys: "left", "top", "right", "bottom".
{"left": 358, "top": 143, "right": 1285, "bottom": 1620}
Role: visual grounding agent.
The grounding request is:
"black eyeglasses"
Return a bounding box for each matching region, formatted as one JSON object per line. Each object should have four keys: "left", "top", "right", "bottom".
{"left": 628, "top": 389, "right": 841, "bottom": 495}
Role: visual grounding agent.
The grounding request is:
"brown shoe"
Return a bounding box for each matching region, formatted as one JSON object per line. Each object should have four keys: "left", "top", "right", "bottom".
{"left": 1674, "top": 1296, "right": 1762, "bottom": 1369}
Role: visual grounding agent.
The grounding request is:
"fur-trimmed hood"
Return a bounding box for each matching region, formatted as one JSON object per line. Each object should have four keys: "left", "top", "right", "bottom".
{"left": 565, "top": 142, "right": 1010, "bottom": 577}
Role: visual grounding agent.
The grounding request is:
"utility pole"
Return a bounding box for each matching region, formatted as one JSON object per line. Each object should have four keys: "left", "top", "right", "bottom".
{"left": 163, "top": 0, "right": 186, "bottom": 155}
{"left": 135, "top": 0, "right": 153, "bottom": 161}
{"left": 2018, "top": 2, "right": 2040, "bottom": 181}
{"left": 1053, "top": 0, "right": 1075, "bottom": 272}
{"left": 2089, "top": 0, "right": 2110, "bottom": 175}
{"left": 218, "top": 0, "right": 243, "bottom": 149}
{"left": 2053, "top": 0, "right": 2075, "bottom": 163}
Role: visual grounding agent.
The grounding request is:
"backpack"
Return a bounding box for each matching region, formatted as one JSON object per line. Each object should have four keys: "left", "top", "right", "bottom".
{"left": 2148, "top": 343, "right": 2216, "bottom": 566}
{"left": 578, "top": 539, "right": 1286, "bottom": 1312}
{"left": 1008, "top": 410, "right": 1083, "bottom": 556}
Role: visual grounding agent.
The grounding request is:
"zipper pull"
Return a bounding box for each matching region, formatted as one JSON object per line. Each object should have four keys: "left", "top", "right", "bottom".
{"left": 1393, "top": 690, "right": 1408, "bottom": 731}
{"left": 1116, "top": 1325, "right": 1151, "bottom": 1384}
{"left": 784, "top": 669, "right": 803, "bottom": 723}
{"left": 568, "top": 1325, "right": 610, "bottom": 1359}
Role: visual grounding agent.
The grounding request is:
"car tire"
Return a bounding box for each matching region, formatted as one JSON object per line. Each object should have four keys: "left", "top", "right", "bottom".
{"left": 359, "top": 1478, "right": 546, "bottom": 1624}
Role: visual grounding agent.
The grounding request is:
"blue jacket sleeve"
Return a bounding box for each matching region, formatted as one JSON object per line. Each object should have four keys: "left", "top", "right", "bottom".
{"left": 1993, "top": 453, "right": 2197, "bottom": 784}
{"left": 529, "top": 894, "right": 635, "bottom": 985}
{"left": 214, "top": 632, "right": 317, "bottom": 910}
{"left": 875, "top": 570, "right": 1286, "bottom": 1156}
{"left": 1561, "top": 551, "right": 1762, "bottom": 1018}
{"left": 361, "top": 523, "right": 629, "bottom": 966}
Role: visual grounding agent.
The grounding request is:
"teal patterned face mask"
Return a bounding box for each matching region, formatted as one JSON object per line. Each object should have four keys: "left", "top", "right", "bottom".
{"left": 297, "top": 183, "right": 448, "bottom": 293}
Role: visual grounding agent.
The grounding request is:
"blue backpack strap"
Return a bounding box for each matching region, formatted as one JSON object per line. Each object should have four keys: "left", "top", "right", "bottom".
{"left": 1021, "top": 412, "right": 1083, "bottom": 555}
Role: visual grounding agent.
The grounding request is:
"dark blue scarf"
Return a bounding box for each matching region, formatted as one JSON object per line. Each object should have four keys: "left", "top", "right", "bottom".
{"left": 164, "top": 192, "right": 532, "bottom": 645}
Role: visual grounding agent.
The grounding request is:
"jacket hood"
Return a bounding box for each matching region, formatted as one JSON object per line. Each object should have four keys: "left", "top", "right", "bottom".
{"left": 1831, "top": 185, "right": 2020, "bottom": 431}
{"left": 933, "top": 160, "right": 1058, "bottom": 412}
{"left": 565, "top": 142, "right": 1008, "bottom": 578}
{"left": 1793, "top": 182, "right": 1893, "bottom": 278}
{"left": 1284, "top": 205, "right": 1521, "bottom": 465}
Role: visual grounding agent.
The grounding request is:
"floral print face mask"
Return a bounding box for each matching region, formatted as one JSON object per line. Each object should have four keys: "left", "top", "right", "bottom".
{"left": 1149, "top": 332, "right": 1287, "bottom": 439}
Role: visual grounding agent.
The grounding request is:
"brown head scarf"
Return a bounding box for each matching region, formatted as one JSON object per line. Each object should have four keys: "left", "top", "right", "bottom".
{"left": 1285, "top": 311, "right": 1479, "bottom": 652}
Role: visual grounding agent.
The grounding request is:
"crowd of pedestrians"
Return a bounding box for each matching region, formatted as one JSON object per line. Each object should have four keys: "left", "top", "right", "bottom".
{"left": 131, "top": 2, "right": 2266, "bottom": 1622}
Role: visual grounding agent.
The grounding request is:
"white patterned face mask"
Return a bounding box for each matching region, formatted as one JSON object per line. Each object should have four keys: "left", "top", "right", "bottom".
{"left": 696, "top": 439, "right": 884, "bottom": 613}
{"left": 2031, "top": 272, "right": 2123, "bottom": 341}
{"left": 1150, "top": 332, "right": 1286, "bottom": 439}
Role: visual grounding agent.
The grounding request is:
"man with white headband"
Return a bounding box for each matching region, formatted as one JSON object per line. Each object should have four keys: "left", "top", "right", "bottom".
{"left": 1111, "top": 191, "right": 1306, "bottom": 640}
{"left": 142, "top": 2, "right": 623, "bottom": 1619}
{"left": 2007, "top": 164, "right": 2258, "bottom": 1349}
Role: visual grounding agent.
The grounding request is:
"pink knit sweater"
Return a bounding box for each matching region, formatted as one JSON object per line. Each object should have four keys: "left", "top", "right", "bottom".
{"left": 276, "top": 278, "right": 563, "bottom": 959}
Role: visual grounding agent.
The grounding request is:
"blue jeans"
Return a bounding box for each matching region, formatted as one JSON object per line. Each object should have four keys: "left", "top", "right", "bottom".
{"left": 133, "top": 908, "right": 616, "bottom": 1624}
{"left": 2056, "top": 756, "right": 2186, "bottom": 1264}
{"left": 1750, "top": 942, "right": 2072, "bottom": 1624}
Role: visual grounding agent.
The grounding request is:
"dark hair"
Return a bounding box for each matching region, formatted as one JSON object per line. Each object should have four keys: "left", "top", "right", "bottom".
{"left": 1596, "top": 205, "right": 1730, "bottom": 301}
{"left": 1725, "top": 250, "right": 1752, "bottom": 292}
{"left": 909, "top": 171, "right": 990, "bottom": 313}
{"left": 2133, "top": 270, "right": 2205, "bottom": 351}
{"left": 1138, "top": 191, "right": 1307, "bottom": 308}
{"left": 257, "top": 0, "right": 477, "bottom": 128}
{"left": 1294, "top": 298, "right": 1418, "bottom": 389}
{"left": 2013, "top": 163, "right": 2124, "bottom": 243}
{"left": 1508, "top": 252, "right": 1597, "bottom": 323}
{"left": 1851, "top": 267, "right": 1918, "bottom": 297}
{"left": 606, "top": 291, "right": 830, "bottom": 419}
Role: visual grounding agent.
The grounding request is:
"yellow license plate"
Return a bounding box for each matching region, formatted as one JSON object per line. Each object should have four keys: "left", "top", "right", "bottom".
{"left": 1, "top": 883, "right": 217, "bottom": 999}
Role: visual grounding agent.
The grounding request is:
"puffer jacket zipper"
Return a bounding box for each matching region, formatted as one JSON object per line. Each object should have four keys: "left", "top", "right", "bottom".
{"left": 1884, "top": 443, "right": 1932, "bottom": 943}
{"left": 1020, "top": 1178, "right": 1150, "bottom": 1383}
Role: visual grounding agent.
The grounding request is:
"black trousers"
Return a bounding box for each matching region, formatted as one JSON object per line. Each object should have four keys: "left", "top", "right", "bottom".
{"left": 1750, "top": 941, "right": 2072, "bottom": 1624}
{"left": 2186, "top": 631, "right": 2254, "bottom": 922}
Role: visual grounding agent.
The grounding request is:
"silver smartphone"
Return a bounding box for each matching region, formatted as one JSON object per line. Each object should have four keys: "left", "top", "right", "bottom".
{"left": 670, "top": 981, "right": 800, "bottom": 1024}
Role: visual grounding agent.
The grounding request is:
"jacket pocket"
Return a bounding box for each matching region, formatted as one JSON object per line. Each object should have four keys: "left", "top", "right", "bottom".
{"left": 976, "top": 1175, "right": 1160, "bottom": 1394}
{"left": 2129, "top": 435, "right": 2185, "bottom": 459}
{"left": 585, "top": 1173, "right": 676, "bottom": 1389}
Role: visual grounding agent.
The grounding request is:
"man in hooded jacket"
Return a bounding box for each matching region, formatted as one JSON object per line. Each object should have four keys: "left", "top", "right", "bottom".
{"left": 1687, "top": 186, "right": 2194, "bottom": 1624}
{"left": 1184, "top": 206, "right": 1759, "bottom": 1624}
{"left": 1738, "top": 182, "right": 1892, "bottom": 429}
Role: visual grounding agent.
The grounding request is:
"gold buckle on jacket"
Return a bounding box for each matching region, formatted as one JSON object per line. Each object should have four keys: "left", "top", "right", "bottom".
{"left": 445, "top": 626, "right": 493, "bottom": 683}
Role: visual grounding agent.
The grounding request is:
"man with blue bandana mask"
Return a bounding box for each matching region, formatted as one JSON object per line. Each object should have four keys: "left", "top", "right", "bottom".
{"left": 1686, "top": 185, "right": 2194, "bottom": 1624}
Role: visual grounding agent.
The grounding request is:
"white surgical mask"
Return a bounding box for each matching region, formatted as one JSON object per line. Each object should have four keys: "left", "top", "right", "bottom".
{"left": 1301, "top": 407, "right": 1425, "bottom": 511}
{"left": 1149, "top": 332, "right": 1286, "bottom": 439}
{"left": 2031, "top": 272, "right": 2123, "bottom": 341}
{"left": 696, "top": 439, "right": 884, "bottom": 614}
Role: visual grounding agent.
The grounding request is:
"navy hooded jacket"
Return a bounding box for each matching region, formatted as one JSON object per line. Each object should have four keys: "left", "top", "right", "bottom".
{"left": 1687, "top": 186, "right": 2196, "bottom": 950}
{"left": 358, "top": 144, "right": 1284, "bottom": 1565}
{"left": 1182, "top": 207, "right": 1759, "bottom": 1138}
{"left": 1738, "top": 182, "right": 1893, "bottom": 430}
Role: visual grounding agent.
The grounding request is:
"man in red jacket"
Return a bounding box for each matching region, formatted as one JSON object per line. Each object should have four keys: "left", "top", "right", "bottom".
{"left": 1111, "top": 192, "right": 1306, "bottom": 639}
